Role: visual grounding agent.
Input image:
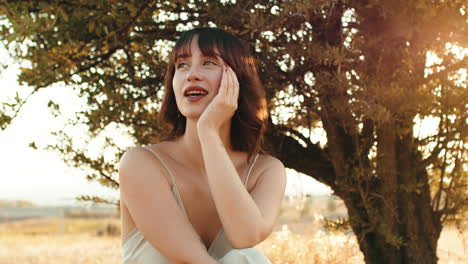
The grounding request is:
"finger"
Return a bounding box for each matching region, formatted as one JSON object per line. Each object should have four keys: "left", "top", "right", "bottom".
{"left": 219, "top": 64, "right": 229, "bottom": 96}
{"left": 227, "top": 66, "right": 239, "bottom": 105}
{"left": 231, "top": 67, "right": 240, "bottom": 102}
{"left": 224, "top": 64, "right": 231, "bottom": 98}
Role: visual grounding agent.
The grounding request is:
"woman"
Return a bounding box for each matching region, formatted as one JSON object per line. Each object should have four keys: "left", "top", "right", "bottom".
{"left": 119, "top": 27, "right": 286, "bottom": 263}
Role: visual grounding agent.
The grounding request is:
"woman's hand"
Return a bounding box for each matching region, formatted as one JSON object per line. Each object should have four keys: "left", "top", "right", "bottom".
{"left": 197, "top": 64, "right": 239, "bottom": 133}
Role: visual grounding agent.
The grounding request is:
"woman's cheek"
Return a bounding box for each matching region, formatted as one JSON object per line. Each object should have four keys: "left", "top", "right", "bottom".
{"left": 172, "top": 74, "right": 184, "bottom": 97}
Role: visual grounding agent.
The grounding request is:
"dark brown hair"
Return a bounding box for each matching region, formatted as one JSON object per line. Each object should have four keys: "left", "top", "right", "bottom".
{"left": 159, "top": 27, "right": 268, "bottom": 163}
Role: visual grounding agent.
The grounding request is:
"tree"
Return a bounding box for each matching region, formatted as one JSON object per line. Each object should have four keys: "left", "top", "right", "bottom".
{"left": 0, "top": 0, "right": 466, "bottom": 263}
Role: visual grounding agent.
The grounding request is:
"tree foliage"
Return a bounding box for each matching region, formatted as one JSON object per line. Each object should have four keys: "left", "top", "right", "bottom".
{"left": 1, "top": 0, "right": 466, "bottom": 263}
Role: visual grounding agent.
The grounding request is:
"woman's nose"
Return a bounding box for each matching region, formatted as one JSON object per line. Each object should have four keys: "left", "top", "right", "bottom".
{"left": 187, "top": 66, "right": 202, "bottom": 81}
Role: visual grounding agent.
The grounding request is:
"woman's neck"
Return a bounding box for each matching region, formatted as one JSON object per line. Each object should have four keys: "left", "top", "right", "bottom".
{"left": 178, "top": 118, "right": 233, "bottom": 173}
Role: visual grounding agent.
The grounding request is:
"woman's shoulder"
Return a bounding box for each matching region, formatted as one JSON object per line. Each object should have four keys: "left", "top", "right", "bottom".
{"left": 118, "top": 143, "right": 175, "bottom": 186}
{"left": 120, "top": 145, "right": 157, "bottom": 163}
{"left": 256, "top": 153, "right": 284, "bottom": 167}
{"left": 120, "top": 141, "right": 174, "bottom": 162}
{"left": 119, "top": 145, "right": 160, "bottom": 173}
{"left": 253, "top": 153, "right": 285, "bottom": 175}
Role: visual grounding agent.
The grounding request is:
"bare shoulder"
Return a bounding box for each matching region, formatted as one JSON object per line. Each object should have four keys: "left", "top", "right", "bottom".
{"left": 118, "top": 145, "right": 172, "bottom": 188}
{"left": 247, "top": 154, "right": 286, "bottom": 190}
{"left": 119, "top": 146, "right": 153, "bottom": 170}
{"left": 255, "top": 154, "right": 286, "bottom": 174}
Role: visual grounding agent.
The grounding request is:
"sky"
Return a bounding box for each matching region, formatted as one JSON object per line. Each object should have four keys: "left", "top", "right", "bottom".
{"left": 0, "top": 48, "right": 332, "bottom": 206}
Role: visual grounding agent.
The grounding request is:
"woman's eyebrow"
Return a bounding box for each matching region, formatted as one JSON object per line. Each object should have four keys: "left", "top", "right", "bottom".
{"left": 204, "top": 54, "right": 222, "bottom": 61}
{"left": 175, "top": 53, "right": 190, "bottom": 61}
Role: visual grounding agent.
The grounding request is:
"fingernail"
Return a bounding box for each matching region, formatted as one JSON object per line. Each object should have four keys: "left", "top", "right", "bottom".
{"left": 224, "top": 64, "right": 228, "bottom": 72}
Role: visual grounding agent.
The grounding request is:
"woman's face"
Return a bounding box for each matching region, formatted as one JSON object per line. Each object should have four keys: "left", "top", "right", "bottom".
{"left": 172, "top": 35, "right": 224, "bottom": 119}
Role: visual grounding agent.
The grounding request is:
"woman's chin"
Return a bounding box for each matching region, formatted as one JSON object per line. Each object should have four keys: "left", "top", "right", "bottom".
{"left": 182, "top": 112, "right": 203, "bottom": 120}
{"left": 181, "top": 106, "right": 209, "bottom": 120}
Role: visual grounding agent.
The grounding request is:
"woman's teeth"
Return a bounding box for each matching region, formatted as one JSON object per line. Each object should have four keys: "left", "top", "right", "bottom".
{"left": 185, "top": 92, "right": 207, "bottom": 97}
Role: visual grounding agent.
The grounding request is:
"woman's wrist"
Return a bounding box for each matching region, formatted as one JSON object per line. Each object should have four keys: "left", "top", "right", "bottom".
{"left": 197, "top": 127, "right": 220, "bottom": 142}
{"left": 197, "top": 123, "right": 219, "bottom": 136}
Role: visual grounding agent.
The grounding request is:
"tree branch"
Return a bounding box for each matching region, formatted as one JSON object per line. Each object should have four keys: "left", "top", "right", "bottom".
{"left": 264, "top": 119, "right": 336, "bottom": 188}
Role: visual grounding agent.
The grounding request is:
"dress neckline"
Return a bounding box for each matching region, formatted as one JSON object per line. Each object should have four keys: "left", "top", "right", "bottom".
{"left": 171, "top": 153, "right": 261, "bottom": 250}
{"left": 142, "top": 146, "right": 261, "bottom": 250}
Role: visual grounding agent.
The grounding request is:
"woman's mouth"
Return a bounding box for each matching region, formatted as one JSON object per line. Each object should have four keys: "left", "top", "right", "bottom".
{"left": 185, "top": 94, "right": 207, "bottom": 101}
{"left": 184, "top": 86, "right": 208, "bottom": 101}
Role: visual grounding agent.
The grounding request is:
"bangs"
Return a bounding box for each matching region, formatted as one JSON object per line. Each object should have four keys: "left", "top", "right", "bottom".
{"left": 173, "top": 28, "right": 224, "bottom": 61}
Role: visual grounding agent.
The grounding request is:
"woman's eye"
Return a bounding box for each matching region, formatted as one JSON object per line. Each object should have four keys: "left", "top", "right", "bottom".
{"left": 176, "top": 62, "right": 188, "bottom": 69}
{"left": 204, "top": 60, "right": 217, "bottom": 66}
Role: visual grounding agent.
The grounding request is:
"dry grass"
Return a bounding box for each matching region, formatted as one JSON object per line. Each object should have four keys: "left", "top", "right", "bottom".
{"left": 258, "top": 225, "right": 364, "bottom": 263}
{"left": 0, "top": 217, "right": 465, "bottom": 264}
{"left": 0, "top": 218, "right": 120, "bottom": 236}
{"left": 0, "top": 218, "right": 121, "bottom": 264}
{"left": 258, "top": 220, "right": 467, "bottom": 264}
{"left": 0, "top": 233, "right": 120, "bottom": 264}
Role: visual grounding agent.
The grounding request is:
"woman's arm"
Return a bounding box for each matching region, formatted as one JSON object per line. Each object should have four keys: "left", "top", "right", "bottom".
{"left": 198, "top": 132, "right": 287, "bottom": 249}
{"left": 196, "top": 65, "right": 286, "bottom": 249}
{"left": 119, "top": 147, "right": 217, "bottom": 264}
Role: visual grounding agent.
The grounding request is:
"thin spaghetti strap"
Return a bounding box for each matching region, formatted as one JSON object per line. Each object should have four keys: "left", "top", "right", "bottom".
{"left": 141, "top": 146, "right": 188, "bottom": 216}
{"left": 244, "top": 153, "right": 260, "bottom": 187}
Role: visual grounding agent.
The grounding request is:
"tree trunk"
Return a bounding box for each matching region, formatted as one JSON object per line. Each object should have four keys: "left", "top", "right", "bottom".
{"left": 342, "top": 192, "right": 442, "bottom": 263}
{"left": 332, "top": 129, "right": 443, "bottom": 264}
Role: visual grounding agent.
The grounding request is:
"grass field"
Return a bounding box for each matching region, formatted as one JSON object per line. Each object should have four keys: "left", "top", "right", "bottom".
{"left": 0, "top": 217, "right": 466, "bottom": 263}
